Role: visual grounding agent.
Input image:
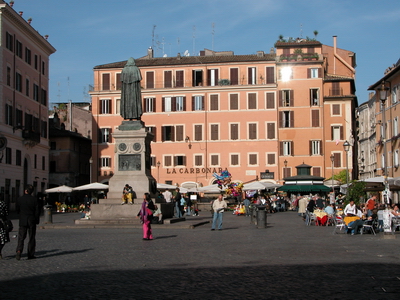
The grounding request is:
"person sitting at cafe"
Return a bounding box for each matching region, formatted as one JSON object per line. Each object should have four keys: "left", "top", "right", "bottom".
{"left": 344, "top": 200, "right": 357, "bottom": 216}
{"left": 324, "top": 203, "right": 335, "bottom": 216}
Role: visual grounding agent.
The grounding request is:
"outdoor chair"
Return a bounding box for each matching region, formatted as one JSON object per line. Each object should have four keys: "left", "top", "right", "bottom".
{"left": 332, "top": 215, "right": 346, "bottom": 234}
{"left": 306, "top": 211, "right": 317, "bottom": 226}
{"left": 361, "top": 219, "right": 377, "bottom": 235}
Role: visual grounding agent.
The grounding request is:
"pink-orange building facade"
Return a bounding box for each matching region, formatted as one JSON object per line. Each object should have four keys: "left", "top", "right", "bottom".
{"left": 90, "top": 36, "right": 357, "bottom": 190}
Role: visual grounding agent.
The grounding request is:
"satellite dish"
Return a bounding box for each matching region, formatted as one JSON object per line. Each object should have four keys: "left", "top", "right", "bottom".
{"left": 163, "top": 54, "right": 167, "bottom": 57}
{"left": 184, "top": 50, "right": 190, "bottom": 56}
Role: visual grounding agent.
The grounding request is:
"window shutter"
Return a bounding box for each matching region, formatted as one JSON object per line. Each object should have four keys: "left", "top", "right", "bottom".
{"left": 266, "top": 93, "right": 275, "bottom": 109}
{"left": 211, "top": 155, "right": 218, "bottom": 165}
{"left": 267, "top": 123, "right": 275, "bottom": 139}
{"left": 290, "top": 111, "right": 294, "bottom": 127}
{"left": 215, "top": 69, "right": 219, "bottom": 85}
{"left": 230, "top": 94, "right": 238, "bottom": 110}
{"left": 211, "top": 124, "right": 218, "bottom": 140}
{"left": 153, "top": 98, "right": 157, "bottom": 112}
{"left": 152, "top": 127, "right": 157, "bottom": 142}
{"left": 340, "top": 126, "right": 344, "bottom": 140}
{"left": 171, "top": 127, "right": 175, "bottom": 142}
{"left": 176, "top": 70, "right": 184, "bottom": 87}
{"left": 175, "top": 125, "right": 183, "bottom": 141}
{"left": 210, "top": 95, "right": 218, "bottom": 110}
{"left": 307, "top": 68, "right": 311, "bottom": 78}
{"left": 249, "top": 123, "right": 257, "bottom": 139}
{"left": 164, "top": 71, "right": 172, "bottom": 88}
{"left": 192, "top": 96, "right": 195, "bottom": 111}
{"left": 99, "top": 100, "right": 103, "bottom": 114}
{"left": 331, "top": 126, "right": 334, "bottom": 140}
{"left": 318, "top": 68, "right": 322, "bottom": 78}
{"left": 116, "top": 73, "right": 122, "bottom": 90}
{"left": 279, "top": 112, "right": 283, "bottom": 128}
{"left": 183, "top": 156, "right": 187, "bottom": 166}
{"left": 334, "top": 153, "right": 340, "bottom": 168}
{"left": 320, "top": 141, "right": 323, "bottom": 155}
{"left": 267, "top": 153, "right": 275, "bottom": 165}
{"left": 248, "top": 93, "right": 256, "bottom": 109}
{"left": 146, "top": 72, "right": 154, "bottom": 89}
{"left": 290, "top": 90, "right": 294, "bottom": 106}
{"left": 230, "top": 68, "right": 238, "bottom": 85}
{"left": 172, "top": 97, "right": 177, "bottom": 112}
{"left": 231, "top": 124, "right": 238, "bottom": 140}
{"left": 207, "top": 69, "right": 211, "bottom": 86}
{"left": 313, "top": 167, "right": 321, "bottom": 177}
{"left": 309, "top": 141, "right": 312, "bottom": 155}
{"left": 195, "top": 125, "right": 202, "bottom": 141}
{"left": 161, "top": 126, "right": 166, "bottom": 142}
{"left": 201, "top": 96, "right": 205, "bottom": 110}
{"left": 279, "top": 142, "right": 283, "bottom": 156}
{"left": 279, "top": 90, "right": 283, "bottom": 107}
{"left": 312, "top": 110, "right": 319, "bottom": 127}
{"left": 162, "top": 97, "right": 165, "bottom": 112}
{"left": 266, "top": 67, "right": 275, "bottom": 84}
{"left": 291, "top": 141, "right": 294, "bottom": 156}
{"left": 102, "top": 74, "right": 110, "bottom": 90}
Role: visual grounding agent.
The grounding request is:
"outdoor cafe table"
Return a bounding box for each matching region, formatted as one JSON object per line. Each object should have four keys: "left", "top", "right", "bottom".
{"left": 314, "top": 210, "right": 328, "bottom": 226}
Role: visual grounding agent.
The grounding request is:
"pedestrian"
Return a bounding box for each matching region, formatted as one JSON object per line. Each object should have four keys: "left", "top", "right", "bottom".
{"left": 211, "top": 194, "right": 228, "bottom": 231}
{"left": 186, "top": 194, "right": 192, "bottom": 216}
{"left": 174, "top": 188, "right": 182, "bottom": 218}
{"left": 16, "top": 184, "right": 40, "bottom": 260}
{"left": 243, "top": 197, "right": 251, "bottom": 217}
{"left": 83, "top": 194, "right": 91, "bottom": 210}
{"left": 0, "top": 197, "right": 11, "bottom": 259}
{"left": 137, "top": 193, "right": 154, "bottom": 240}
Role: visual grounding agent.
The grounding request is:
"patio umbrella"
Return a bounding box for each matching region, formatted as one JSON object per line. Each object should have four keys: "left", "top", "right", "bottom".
{"left": 197, "top": 184, "right": 222, "bottom": 193}
{"left": 45, "top": 185, "right": 73, "bottom": 193}
{"left": 157, "top": 183, "right": 177, "bottom": 190}
{"left": 72, "top": 182, "right": 109, "bottom": 191}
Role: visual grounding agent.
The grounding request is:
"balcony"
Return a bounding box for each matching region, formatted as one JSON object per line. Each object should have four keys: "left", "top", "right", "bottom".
{"left": 22, "top": 129, "right": 40, "bottom": 144}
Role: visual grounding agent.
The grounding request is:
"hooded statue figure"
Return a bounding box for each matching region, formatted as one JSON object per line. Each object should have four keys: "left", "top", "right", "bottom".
{"left": 120, "top": 57, "right": 143, "bottom": 120}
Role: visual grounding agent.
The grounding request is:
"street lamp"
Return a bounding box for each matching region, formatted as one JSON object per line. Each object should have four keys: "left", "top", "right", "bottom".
{"left": 343, "top": 140, "right": 350, "bottom": 200}
{"left": 378, "top": 81, "right": 390, "bottom": 205}
{"left": 89, "top": 157, "right": 93, "bottom": 183}
{"left": 330, "top": 154, "right": 335, "bottom": 193}
{"left": 157, "top": 161, "right": 161, "bottom": 182}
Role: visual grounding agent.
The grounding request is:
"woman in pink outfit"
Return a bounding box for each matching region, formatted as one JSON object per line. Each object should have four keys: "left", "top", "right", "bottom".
{"left": 137, "top": 193, "right": 154, "bottom": 240}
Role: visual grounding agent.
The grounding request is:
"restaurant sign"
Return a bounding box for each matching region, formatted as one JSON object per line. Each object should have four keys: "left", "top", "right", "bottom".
{"left": 260, "top": 172, "right": 274, "bottom": 179}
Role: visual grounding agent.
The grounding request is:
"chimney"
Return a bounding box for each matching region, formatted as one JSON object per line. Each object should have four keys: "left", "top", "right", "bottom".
{"left": 147, "top": 47, "right": 153, "bottom": 59}
{"left": 19, "top": 11, "right": 23, "bottom": 16}
{"left": 333, "top": 35, "right": 337, "bottom": 52}
{"left": 177, "top": 53, "right": 181, "bottom": 60}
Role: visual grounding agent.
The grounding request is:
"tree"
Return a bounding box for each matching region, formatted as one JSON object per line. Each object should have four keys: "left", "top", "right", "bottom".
{"left": 347, "top": 181, "right": 367, "bottom": 206}
{"left": 328, "top": 170, "right": 348, "bottom": 184}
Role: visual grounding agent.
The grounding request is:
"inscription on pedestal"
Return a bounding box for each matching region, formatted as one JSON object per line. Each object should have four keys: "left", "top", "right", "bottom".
{"left": 119, "top": 154, "right": 141, "bottom": 171}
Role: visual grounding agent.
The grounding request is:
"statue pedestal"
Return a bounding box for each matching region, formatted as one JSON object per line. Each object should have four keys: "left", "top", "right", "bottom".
{"left": 91, "top": 121, "right": 156, "bottom": 220}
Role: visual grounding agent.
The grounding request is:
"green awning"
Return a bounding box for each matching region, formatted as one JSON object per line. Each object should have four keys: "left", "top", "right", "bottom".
{"left": 277, "top": 184, "right": 331, "bottom": 193}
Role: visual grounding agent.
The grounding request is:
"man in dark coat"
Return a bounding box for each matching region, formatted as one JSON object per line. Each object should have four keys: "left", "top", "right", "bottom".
{"left": 174, "top": 188, "right": 182, "bottom": 218}
{"left": 16, "top": 184, "right": 40, "bottom": 260}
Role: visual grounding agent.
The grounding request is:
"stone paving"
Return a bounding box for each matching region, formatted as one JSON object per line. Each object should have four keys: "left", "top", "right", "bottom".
{"left": 1, "top": 210, "right": 400, "bottom": 299}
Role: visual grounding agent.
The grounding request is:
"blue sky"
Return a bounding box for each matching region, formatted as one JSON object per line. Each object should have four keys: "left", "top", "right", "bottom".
{"left": 12, "top": 0, "right": 400, "bottom": 105}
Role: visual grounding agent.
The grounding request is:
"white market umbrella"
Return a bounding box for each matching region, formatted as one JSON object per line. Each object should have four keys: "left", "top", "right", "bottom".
{"left": 198, "top": 184, "right": 222, "bottom": 193}
{"left": 157, "top": 183, "right": 177, "bottom": 190}
{"left": 72, "top": 182, "right": 109, "bottom": 191}
{"left": 242, "top": 181, "right": 281, "bottom": 191}
{"left": 45, "top": 185, "right": 73, "bottom": 193}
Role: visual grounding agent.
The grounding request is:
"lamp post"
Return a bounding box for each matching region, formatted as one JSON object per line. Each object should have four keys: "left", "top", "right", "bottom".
{"left": 378, "top": 81, "right": 390, "bottom": 206}
{"left": 343, "top": 141, "right": 350, "bottom": 200}
{"left": 283, "top": 159, "right": 288, "bottom": 179}
{"left": 89, "top": 157, "right": 93, "bottom": 183}
{"left": 330, "top": 154, "right": 335, "bottom": 193}
{"left": 157, "top": 161, "right": 161, "bottom": 182}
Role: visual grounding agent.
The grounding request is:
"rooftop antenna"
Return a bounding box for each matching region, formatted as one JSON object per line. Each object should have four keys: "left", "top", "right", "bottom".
{"left": 211, "top": 23, "right": 215, "bottom": 51}
{"left": 57, "top": 81, "right": 61, "bottom": 102}
{"left": 177, "top": 37, "right": 180, "bottom": 54}
{"left": 152, "top": 25, "right": 156, "bottom": 49}
{"left": 300, "top": 23, "right": 303, "bottom": 38}
{"left": 192, "top": 25, "right": 196, "bottom": 56}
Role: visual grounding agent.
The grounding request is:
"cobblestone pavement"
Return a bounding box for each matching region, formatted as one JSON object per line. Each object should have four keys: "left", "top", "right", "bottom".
{"left": 1, "top": 211, "right": 400, "bottom": 299}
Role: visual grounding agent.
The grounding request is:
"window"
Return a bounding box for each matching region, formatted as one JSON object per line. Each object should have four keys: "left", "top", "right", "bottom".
{"left": 248, "top": 93, "right": 257, "bottom": 109}
{"left": 174, "top": 155, "right": 186, "bottom": 166}
{"left": 41, "top": 120, "right": 48, "bottom": 138}
{"left": 25, "top": 78, "right": 30, "bottom": 97}
{"left": 146, "top": 71, "right": 154, "bottom": 88}
{"left": 332, "top": 104, "right": 340, "bottom": 115}
{"left": 313, "top": 167, "right": 321, "bottom": 177}
{"left": 50, "top": 161, "right": 56, "bottom": 172}
{"left": 279, "top": 111, "right": 294, "bottom": 128}
{"left": 144, "top": 97, "right": 155, "bottom": 112}
{"left": 266, "top": 66, "right": 275, "bottom": 84}
{"left": 16, "top": 40, "right": 22, "bottom": 58}
{"left": 231, "top": 154, "right": 239, "bottom": 166}
{"left": 42, "top": 156, "right": 45, "bottom": 170}
{"left": 394, "top": 150, "right": 399, "bottom": 168}
{"left": 100, "top": 99, "right": 111, "bottom": 114}
{"left": 211, "top": 154, "right": 219, "bottom": 166}
{"left": 230, "top": 123, "right": 239, "bottom": 140}
{"left": 230, "top": 94, "right": 238, "bottom": 110}
{"left": 102, "top": 74, "right": 110, "bottom": 90}
{"left": 310, "top": 140, "right": 322, "bottom": 155}
{"left": 41, "top": 88, "right": 47, "bottom": 106}
{"left": 308, "top": 68, "right": 320, "bottom": 78}
{"left": 267, "top": 123, "right": 275, "bottom": 139}
{"left": 194, "top": 155, "right": 203, "bottom": 166}
{"left": 194, "top": 125, "right": 202, "bottom": 141}
{"left": 249, "top": 153, "right": 258, "bottom": 165}
{"left": 41, "top": 61, "right": 45, "bottom": 75}
{"left": 207, "top": 69, "right": 219, "bottom": 86}
{"left": 192, "top": 95, "right": 204, "bottom": 111}
{"left": 280, "top": 67, "right": 292, "bottom": 82}
{"left": 283, "top": 167, "right": 291, "bottom": 178}
{"left": 7, "top": 67, "right": 11, "bottom": 86}
{"left": 192, "top": 70, "right": 203, "bottom": 86}
{"left": 311, "top": 110, "right": 320, "bottom": 127}
{"left": 210, "top": 124, "right": 219, "bottom": 140}
{"left": 5, "top": 148, "right": 12, "bottom": 164}
{"left": 280, "top": 141, "right": 293, "bottom": 156}
{"left": 100, "top": 157, "right": 111, "bottom": 167}
{"left": 25, "top": 48, "right": 31, "bottom": 64}
{"left": 6, "top": 32, "right": 13, "bottom": 51}
{"left": 5, "top": 104, "right": 13, "bottom": 126}
{"left": 151, "top": 156, "right": 156, "bottom": 167}
{"left": 230, "top": 68, "right": 238, "bottom": 85}
{"left": 248, "top": 67, "right": 256, "bottom": 84}
{"left": 332, "top": 153, "right": 341, "bottom": 168}
{"left": 50, "top": 142, "right": 56, "bottom": 150}
{"left": 33, "top": 84, "right": 39, "bottom": 101}
{"left": 176, "top": 70, "right": 184, "bottom": 87}
{"left": 266, "top": 93, "right": 275, "bottom": 109}
{"left": 164, "top": 155, "right": 172, "bottom": 167}
{"left": 210, "top": 95, "right": 219, "bottom": 111}
{"left": 280, "top": 90, "right": 293, "bottom": 107}
{"left": 116, "top": 99, "right": 120, "bottom": 114}
{"left": 147, "top": 126, "right": 157, "bottom": 142}
{"left": 331, "top": 126, "right": 343, "bottom": 141}
{"left": 163, "top": 97, "right": 172, "bottom": 112}
{"left": 116, "top": 73, "right": 122, "bottom": 90}
{"left": 164, "top": 71, "right": 172, "bottom": 88}
{"left": 99, "top": 128, "right": 111, "bottom": 143}
{"left": 393, "top": 117, "right": 399, "bottom": 136}
{"left": 15, "top": 72, "right": 22, "bottom": 92}
{"left": 310, "top": 89, "right": 319, "bottom": 105}
{"left": 331, "top": 82, "right": 341, "bottom": 96}
{"left": 267, "top": 153, "right": 275, "bottom": 165}
{"left": 248, "top": 123, "right": 257, "bottom": 140}
{"left": 176, "top": 96, "right": 185, "bottom": 111}
{"left": 392, "top": 86, "right": 398, "bottom": 104}
{"left": 16, "top": 109, "right": 23, "bottom": 127}
{"left": 16, "top": 150, "right": 22, "bottom": 166}
{"left": 175, "top": 125, "right": 184, "bottom": 141}
{"left": 34, "top": 55, "right": 38, "bottom": 70}
{"left": 162, "top": 126, "right": 174, "bottom": 141}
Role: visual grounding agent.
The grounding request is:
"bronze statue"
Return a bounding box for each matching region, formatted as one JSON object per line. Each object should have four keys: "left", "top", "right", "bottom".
{"left": 120, "top": 57, "right": 143, "bottom": 120}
